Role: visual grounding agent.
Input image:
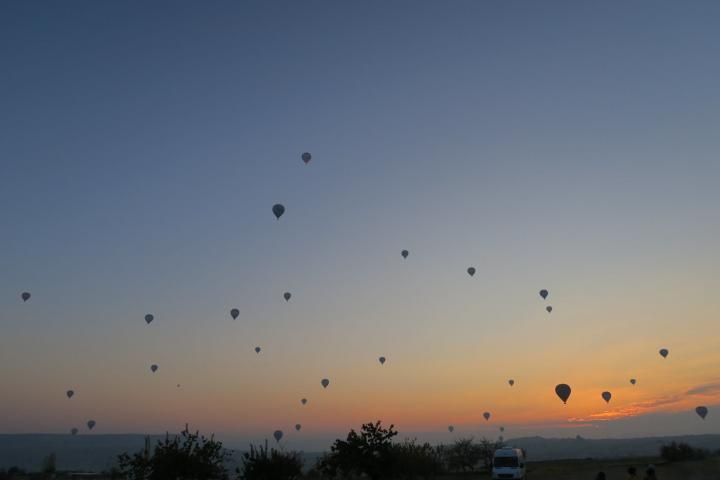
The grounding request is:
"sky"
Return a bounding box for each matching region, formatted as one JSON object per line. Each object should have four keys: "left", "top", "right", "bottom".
{"left": 1, "top": 1, "right": 719, "bottom": 450}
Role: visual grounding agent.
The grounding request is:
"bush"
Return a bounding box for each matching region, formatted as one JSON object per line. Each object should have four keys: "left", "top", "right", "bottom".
{"left": 660, "top": 441, "right": 708, "bottom": 462}
{"left": 237, "top": 443, "right": 304, "bottom": 480}
{"left": 118, "top": 427, "right": 230, "bottom": 480}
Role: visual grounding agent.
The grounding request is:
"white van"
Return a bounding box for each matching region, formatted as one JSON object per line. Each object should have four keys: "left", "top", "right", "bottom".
{"left": 492, "top": 448, "right": 526, "bottom": 479}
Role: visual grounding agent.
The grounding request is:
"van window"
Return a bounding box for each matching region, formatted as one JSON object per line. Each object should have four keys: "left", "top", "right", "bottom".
{"left": 494, "top": 456, "right": 519, "bottom": 468}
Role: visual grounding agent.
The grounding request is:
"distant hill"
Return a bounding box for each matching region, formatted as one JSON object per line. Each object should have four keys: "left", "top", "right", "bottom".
{"left": 2, "top": 433, "right": 720, "bottom": 472}
{"left": 506, "top": 434, "right": 720, "bottom": 461}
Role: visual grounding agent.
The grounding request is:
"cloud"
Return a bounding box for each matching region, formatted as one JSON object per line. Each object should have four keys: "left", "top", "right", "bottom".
{"left": 568, "top": 393, "right": 688, "bottom": 423}
{"left": 685, "top": 380, "right": 720, "bottom": 396}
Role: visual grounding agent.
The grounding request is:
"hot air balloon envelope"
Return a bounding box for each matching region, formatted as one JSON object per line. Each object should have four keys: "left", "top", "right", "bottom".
{"left": 272, "top": 204, "right": 285, "bottom": 219}
{"left": 448, "top": 425, "right": 454, "bottom": 433}
{"left": 555, "top": 384, "right": 571, "bottom": 404}
{"left": 66, "top": 390, "right": 74, "bottom": 399}
{"left": 696, "top": 406, "right": 708, "bottom": 419}
{"left": 321, "top": 378, "right": 330, "bottom": 388}
{"left": 145, "top": 314, "right": 154, "bottom": 324}
{"left": 659, "top": 348, "right": 669, "bottom": 358}
{"left": 379, "top": 356, "right": 386, "bottom": 365}
{"left": 21, "top": 292, "right": 31, "bottom": 302}
{"left": 273, "top": 430, "right": 283, "bottom": 442}
{"left": 284, "top": 292, "right": 291, "bottom": 301}
{"left": 539, "top": 289, "right": 549, "bottom": 300}
{"left": 483, "top": 412, "right": 491, "bottom": 421}
{"left": 467, "top": 267, "right": 476, "bottom": 276}
{"left": 295, "top": 424, "right": 302, "bottom": 431}
{"left": 401, "top": 250, "right": 409, "bottom": 259}
{"left": 301, "top": 152, "right": 312, "bottom": 164}
{"left": 602, "top": 391, "right": 612, "bottom": 403}
{"left": 230, "top": 308, "right": 239, "bottom": 320}
{"left": 87, "top": 420, "right": 96, "bottom": 430}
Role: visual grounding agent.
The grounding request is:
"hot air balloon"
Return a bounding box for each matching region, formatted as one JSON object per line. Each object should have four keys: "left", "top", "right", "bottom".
{"left": 630, "top": 378, "right": 637, "bottom": 385}
{"left": 71, "top": 428, "right": 78, "bottom": 436}
{"left": 87, "top": 420, "right": 96, "bottom": 430}
{"left": 696, "top": 406, "right": 708, "bottom": 419}
{"left": 448, "top": 425, "right": 454, "bottom": 433}
{"left": 500, "top": 426, "right": 505, "bottom": 433}
{"left": 66, "top": 390, "right": 74, "bottom": 399}
{"left": 21, "top": 292, "right": 31, "bottom": 302}
{"left": 150, "top": 364, "right": 158, "bottom": 373}
{"left": 508, "top": 379, "right": 515, "bottom": 387}
{"left": 467, "top": 267, "right": 476, "bottom": 277}
{"left": 539, "top": 289, "right": 549, "bottom": 300}
{"left": 177, "top": 384, "right": 181, "bottom": 388}
{"left": 272, "top": 204, "right": 285, "bottom": 219}
{"left": 295, "top": 424, "right": 302, "bottom": 431}
{"left": 555, "top": 384, "right": 571, "bottom": 404}
{"left": 659, "top": 348, "right": 669, "bottom": 358}
{"left": 255, "top": 347, "right": 261, "bottom": 354}
{"left": 401, "top": 250, "right": 409, "bottom": 259}
{"left": 601, "top": 391, "right": 612, "bottom": 403}
{"left": 546, "top": 306, "right": 553, "bottom": 313}
{"left": 301, "top": 398, "right": 308, "bottom": 405}
{"left": 273, "top": 430, "right": 283, "bottom": 442}
{"left": 144, "top": 314, "right": 154, "bottom": 325}
{"left": 301, "top": 152, "right": 312, "bottom": 164}
{"left": 378, "top": 356, "right": 386, "bottom": 365}
{"left": 284, "top": 292, "right": 292, "bottom": 302}
{"left": 321, "top": 378, "right": 330, "bottom": 388}
{"left": 483, "top": 412, "right": 491, "bottom": 421}
{"left": 230, "top": 308, "right": 239, "bottom": 320}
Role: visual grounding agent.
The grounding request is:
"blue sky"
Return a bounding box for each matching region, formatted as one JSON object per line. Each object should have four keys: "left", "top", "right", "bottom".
{"left": 1, "top": 1, "right": 719, "bottom": 446}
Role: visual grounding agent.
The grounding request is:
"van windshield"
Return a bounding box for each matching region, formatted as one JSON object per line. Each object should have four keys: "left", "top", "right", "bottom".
{"left": 494, "top": 456, "right": 519, "bottom": 468}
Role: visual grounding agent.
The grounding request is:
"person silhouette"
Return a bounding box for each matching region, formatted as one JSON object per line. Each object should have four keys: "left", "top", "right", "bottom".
{"left": 627, "top": 466, "right": 638, "bottom": 479}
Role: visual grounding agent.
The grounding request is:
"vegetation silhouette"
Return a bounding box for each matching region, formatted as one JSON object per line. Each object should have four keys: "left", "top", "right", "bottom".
{"left": 117, "top": 427, "right": 230, "bottom": 480}
{"left": 238, "top": 442, "right": 303, "bottom": 480}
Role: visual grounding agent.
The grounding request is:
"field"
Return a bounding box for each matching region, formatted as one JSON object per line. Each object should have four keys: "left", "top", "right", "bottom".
{"left": 433, "top": 457, "right": 720, "bottom": 480}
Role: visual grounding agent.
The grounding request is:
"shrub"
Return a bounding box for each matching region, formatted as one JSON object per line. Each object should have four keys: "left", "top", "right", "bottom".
{"left": 237, "top": 443, "right": 304, "bottom": 480}
{"left": 118, "top": 427, "right": 230, "bottom": 480}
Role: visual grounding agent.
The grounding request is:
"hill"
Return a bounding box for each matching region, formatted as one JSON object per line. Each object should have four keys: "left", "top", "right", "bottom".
{"left": 1, "top": 433, "right": 720, "bottom": 472}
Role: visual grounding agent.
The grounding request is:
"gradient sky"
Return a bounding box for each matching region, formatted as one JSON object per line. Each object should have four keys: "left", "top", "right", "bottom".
{"left": 1, "top": 1, "right": 719, "bottom": 450}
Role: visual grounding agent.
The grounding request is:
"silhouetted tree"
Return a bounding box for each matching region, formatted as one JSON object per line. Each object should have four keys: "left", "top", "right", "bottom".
{"left": 441, "top": 437, "right": 482, "bottom": 472}
{"left": 237, "top": 442, "right": 303, "bottom": 480}
{"left": 477, "top": 438, "right": 505, "bottom": 471}
{"left": 318, "top": 421, "right": 398, "bottom": 480}
{"left": 660, "top": 441, "right": 708, "bottom": 462}
{"left": 0, "top": 467, "right": 26, "bottom": 480}
{"left": 391, "top": 439, "right": 443, "bottom": 479}
{"left": 118, "top": 427, "right": 230, "bottom": 480}
{"left": 41, "top": 452, "right": 57, "bottom": 474}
